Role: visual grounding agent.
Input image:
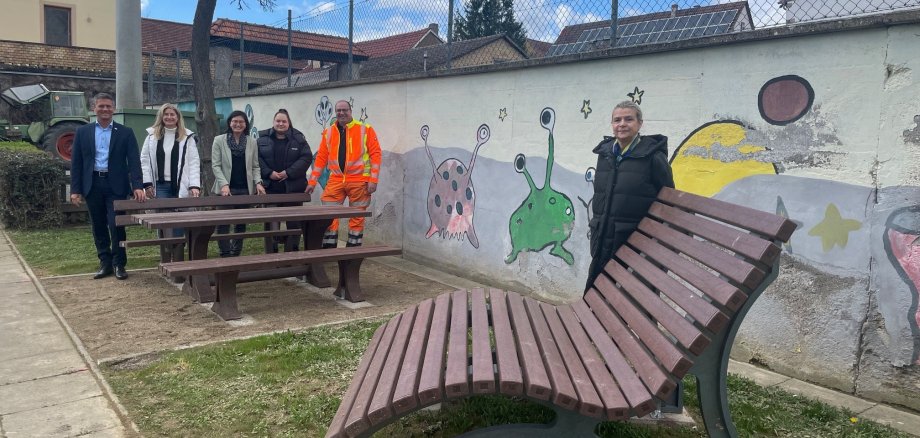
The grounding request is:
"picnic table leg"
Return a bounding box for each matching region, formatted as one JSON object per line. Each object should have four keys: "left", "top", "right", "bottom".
{"left": 183, "top": 225, "right": 216, "bottom": 303}
{"left": 334, "top": 259, "right": 365, "bottom": 302}
{"left": 211, "top": 271, "right": 242, "bottom": 320}
{"left": 302, "top": 219, "right": 332, "bottom": 287}
{"left": 264, "top": 221, "right": 279, "bottom": 253}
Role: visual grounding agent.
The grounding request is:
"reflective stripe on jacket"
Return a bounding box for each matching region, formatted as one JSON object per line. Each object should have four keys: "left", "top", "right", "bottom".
{"left": 309, "top": 119, "right": 381, "bottom": 185}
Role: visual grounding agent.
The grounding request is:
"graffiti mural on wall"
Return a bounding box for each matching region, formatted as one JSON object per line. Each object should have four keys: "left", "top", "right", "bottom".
{"left": 578, "top": 167, "right": 596, "bottom": 239}
{"left": 580, "top": 100, "right": 592, "bottom": 119}
{"left": 884, "top": 206, "right": 920, "bottom": 364}
{"left": 506, "top": 108, "right": 576, "bottom": 265}
{"left": 314, "top": 96, "right": 334, "bottom": 188}
{"left": 499, "top": 108, "right": 508, "bottom": 122}
{"left": 758, "top": 75, "right": 815, "bottom": 126}
{"left": 244, "top": 104, "right": 259, "bottom": 138}
{"left": 422, "top": 124, "right": 489, "bottom": 248}
{"left": 670, "top": 120, "right": 777, "bottom": 197}
{"left": 628, "top": 86, "right": 644, "bottom": 104}
{"left": 808, "top": 203, "right": 863, "bottom": 252}
{"left": 671, "top": 75, "right": 832, "bottom": 197}
{"left": 905, "top": 115, "right": 920, "bottom": 145}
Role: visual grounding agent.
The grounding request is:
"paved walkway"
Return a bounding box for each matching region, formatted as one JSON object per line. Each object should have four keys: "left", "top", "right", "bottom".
{"left": 1, "top": 230, "right": 919, "bottom": 437}
{"left": 0, "top": 233, "right": 131, "bottom": 437}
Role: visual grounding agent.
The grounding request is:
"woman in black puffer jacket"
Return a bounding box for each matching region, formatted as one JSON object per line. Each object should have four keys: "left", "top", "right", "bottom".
{"left": 586, "top": 101, "right": 674, "bottom": 292}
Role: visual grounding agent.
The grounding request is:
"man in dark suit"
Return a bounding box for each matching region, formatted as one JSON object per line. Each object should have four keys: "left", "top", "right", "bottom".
{"left": 70, "top": 93, "right": 146, "bottom": 280}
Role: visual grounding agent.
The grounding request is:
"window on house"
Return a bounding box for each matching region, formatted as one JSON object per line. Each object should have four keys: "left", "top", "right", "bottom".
{"left": 44, "top": 6, "right": 72, "bottom": 46}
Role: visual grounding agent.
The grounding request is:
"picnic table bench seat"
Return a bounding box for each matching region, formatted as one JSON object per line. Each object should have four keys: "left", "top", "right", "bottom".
{"left": 326, "top": 187, "right": 796, "bottom": 438}
{"left": 160, "top": 245, "right": 402, "bottom": 320}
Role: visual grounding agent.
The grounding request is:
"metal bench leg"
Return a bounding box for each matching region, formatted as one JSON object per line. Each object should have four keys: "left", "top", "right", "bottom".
{"left": 334, "top": 259, "right": 365, "bottom": 302}
{"left": 693, "top": 350, "right": 736, "bottom": 438}
{"left": 211, "top": 271, "right": 242, "bottom": 321}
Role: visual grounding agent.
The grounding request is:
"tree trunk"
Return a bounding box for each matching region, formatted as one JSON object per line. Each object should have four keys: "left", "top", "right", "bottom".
{"left": 191, "top": 0, "right": 218, "bottom": 196}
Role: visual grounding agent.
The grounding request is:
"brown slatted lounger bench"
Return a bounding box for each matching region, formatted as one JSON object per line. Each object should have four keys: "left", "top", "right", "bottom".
{"left": 159, "top": 245, "right": 402, "bottom": 320}
{"left": 326, "top": 187, "right": 796, "bottom": 438}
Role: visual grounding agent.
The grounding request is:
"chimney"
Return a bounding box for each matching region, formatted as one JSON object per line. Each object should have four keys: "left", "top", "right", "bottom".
{"left": 671, "top": 4, "right": 678, "bottom": 17}
{"left": 428, "top": 23, "right": 439, "bottom": 35}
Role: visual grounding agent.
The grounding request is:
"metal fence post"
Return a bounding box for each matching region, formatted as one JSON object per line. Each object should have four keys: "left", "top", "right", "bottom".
{"left": 240, "top": 22, "right": 245, "bottom": 92}
{"left": 174, "top": 48, "right": 180, "bottom": 101}
{"left": 447, "top": 0, "right": 454, "bottom": 70}
{"left": 288, "top": 9, "right": 293, "bottom": 88}
{"left": 610, "top": 0, "right": 618, "bottom": 48}
{"left": 348, "top": 0, "right": 354, "bottom": 80}
{"left": 147, "top": 52, "right": 154, "bottom": 104}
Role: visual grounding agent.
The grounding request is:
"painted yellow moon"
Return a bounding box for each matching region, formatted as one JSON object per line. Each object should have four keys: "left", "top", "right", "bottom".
{"left": 670, "top": 121, "right": 776, "bottom": 197}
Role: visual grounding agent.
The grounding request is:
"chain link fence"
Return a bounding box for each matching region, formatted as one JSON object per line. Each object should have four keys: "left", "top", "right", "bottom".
{"left": 145, "top": 0, "right": 919, "bottom": 100}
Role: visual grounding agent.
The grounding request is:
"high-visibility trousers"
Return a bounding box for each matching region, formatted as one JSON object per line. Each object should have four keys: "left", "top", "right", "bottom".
{"left": 321, "top": 179, "right": 371, "bottom": 247}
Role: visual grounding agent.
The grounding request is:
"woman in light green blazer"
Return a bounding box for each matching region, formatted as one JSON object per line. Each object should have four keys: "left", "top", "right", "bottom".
{"left": 211, "top": 110, "right": 265, "bottom": 256}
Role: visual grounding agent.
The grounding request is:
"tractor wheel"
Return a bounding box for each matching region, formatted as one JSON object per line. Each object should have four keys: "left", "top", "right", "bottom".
{"left": 42, "top": 122, "right": 81, "bottom": 169}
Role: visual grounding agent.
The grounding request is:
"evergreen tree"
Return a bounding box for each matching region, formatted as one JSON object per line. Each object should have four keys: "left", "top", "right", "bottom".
{"left": 454, "top": 0, "right": 527, "bottom": 49}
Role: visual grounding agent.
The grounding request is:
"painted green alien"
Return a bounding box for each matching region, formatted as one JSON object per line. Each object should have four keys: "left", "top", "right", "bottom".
{"left": 505, "top": 107, "right": 576, "bottom": 265}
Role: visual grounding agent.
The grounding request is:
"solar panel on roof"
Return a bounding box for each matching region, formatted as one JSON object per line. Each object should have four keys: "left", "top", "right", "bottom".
{"left": 721, "top": 10, "right": 737, "bottom": 24}
{"left": 619, "top": 23, "right": 635, "bottom": 37}
{"left": 697, "top": 13, "right": 714, "bottom": 27}
{"left": 690, "top": 26, "right": 705, "bottom": 37}
{"left": 686, "top": 14, "right": 701, "bottom": 28}
{"left": 650, "top": 19, "right": 666, "bottom": 33}
{"left": 597, "top": 27, "right": 611, "bottom": 40}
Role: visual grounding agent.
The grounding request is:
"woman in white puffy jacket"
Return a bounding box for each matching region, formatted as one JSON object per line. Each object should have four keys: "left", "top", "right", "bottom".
{"left": 140, "top": 103, "right": 201, "bottom": 200}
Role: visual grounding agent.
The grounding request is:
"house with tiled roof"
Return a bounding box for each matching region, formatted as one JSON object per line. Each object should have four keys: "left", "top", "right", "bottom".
{"left": 358, "top": 34, "right": 528, "bottom": 79}
{"left": 548, "top": 1, "right": 753, "bottom": 57}
{"left": 356, "top": 24, "right": 444, "bottom": 58}
{"left": 143, "top": 18, "right": 367, "bottom": 94}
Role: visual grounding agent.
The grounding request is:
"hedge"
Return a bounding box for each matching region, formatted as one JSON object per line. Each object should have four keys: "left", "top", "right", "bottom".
{"left": 0, "top": 142, "right": 66, "bottom": 229}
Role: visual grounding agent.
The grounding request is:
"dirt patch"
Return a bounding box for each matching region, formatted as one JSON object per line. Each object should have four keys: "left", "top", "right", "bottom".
{"left": 41, "top": 260, "right": 456, "bottom": 361}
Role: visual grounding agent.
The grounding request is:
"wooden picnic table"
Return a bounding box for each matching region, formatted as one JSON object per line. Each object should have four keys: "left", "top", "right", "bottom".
{"left": 130, "top": 205, "right": 371, "bottom": 302}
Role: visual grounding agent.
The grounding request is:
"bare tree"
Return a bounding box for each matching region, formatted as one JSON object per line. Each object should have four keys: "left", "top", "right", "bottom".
{"left": 191, "top": 0, "right": 275, "bottom": 194}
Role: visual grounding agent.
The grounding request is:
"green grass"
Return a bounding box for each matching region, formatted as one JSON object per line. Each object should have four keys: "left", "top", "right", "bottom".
{"left": 0, "top": 141, "right": 41, "bottom": 152}
{"left": 7, "top": 223, "right": 277, "bottom": 276}
{"left": 103, "top": 320, "right": 909, "bottom": 438}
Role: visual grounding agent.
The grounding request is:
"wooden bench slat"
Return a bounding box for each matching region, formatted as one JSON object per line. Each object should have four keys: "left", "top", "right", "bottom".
{"left": 120, "top": 229, "right": 305, "bottom": 248}
{"left": 120, "top": 237, "right": 184, "bottom": 248}
{"left": 506, "top": 291, "right": 552, "bottom": 400}
{"left": 392, "top": 298, "right": 434, "bottom": 415}
{"left": 605, "top": 259, "right": 710, "bottom": 355}
{"left": 159, "top": 246, "right": 401, "bottom": 276}
{"left": 571, "top": 300, "right": 657, "bottom": 416}
{"left": 325, "top": 324, "right": 387, "bottom": 438}
{"left": 628, "top": 233, "right": 746, "bottom": 312}
{"left": 445, "top": 290, "right": 471, "bottom": 398}
{"left": 639, "top": 218, "right": 765, "bottom": 290}
{"left": 113, "top": 193, "right": 311, "bottom": 211}
{"left": 367, "top": 306, "right": 418, "bottom": 426}
{"left": 343, "top": 314, "right": 403, "bottom": 437}
{"left": 583, "top": 291, "right": 677, "bottom": 401}
{"left": 470, "top": 289, "right": 495, "bottom": 394}
{"left": 657, "top": 186, "right": 797, "bottom": 242}
{"left": 556, "top": 305, "right": 630, "bottom": 420}
{"left": 417, "top": 293, "right": 451, "bottom": 405}
{"left": 648, "top": 202, "right": 780, "bottom": 265}
{"left": 488, "top": 289, "right": 524, "bottom": 395}
{"left": 540, "top": 303, "right": 605, "bottom": 418}
{"left": 524, "top": 296, "right": 579, "bottom": 410}
{"left": 593, "top": 275, "right": 693, "bottom": 378}
{"left": 617, "top": 246, "right": 729, "bottom": 333}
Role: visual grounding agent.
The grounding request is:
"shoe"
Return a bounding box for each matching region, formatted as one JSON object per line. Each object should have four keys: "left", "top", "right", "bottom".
{"left": 93, "top": 265, "right": 113, "bottom": 279}
{"left": 114, "top": 266, "right": 128, "bottom": 280}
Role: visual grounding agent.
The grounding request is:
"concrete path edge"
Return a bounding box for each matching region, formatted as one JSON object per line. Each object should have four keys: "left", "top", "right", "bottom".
{"left": 1, "top": 230, "right": 140, "bottom": 436}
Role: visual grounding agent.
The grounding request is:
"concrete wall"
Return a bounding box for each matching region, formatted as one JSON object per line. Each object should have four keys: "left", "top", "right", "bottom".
{"left": 229, "top": 21, "right": 920, "bottom": 410}
{"left": 0, "top": 0, "right": 116, "bottom": 49}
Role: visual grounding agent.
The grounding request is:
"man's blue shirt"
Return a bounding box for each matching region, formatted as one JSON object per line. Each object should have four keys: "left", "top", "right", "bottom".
{"left": 94, "top": 122, "right": 113, "bottom": 171}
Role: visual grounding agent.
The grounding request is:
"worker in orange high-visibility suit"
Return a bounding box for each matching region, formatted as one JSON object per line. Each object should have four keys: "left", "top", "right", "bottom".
{"left": 306, "top": 100, "right": 381, "bottom": 248}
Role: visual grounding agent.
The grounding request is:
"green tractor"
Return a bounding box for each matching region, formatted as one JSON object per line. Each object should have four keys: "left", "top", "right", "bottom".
{"left": 0, "top": 84, "right": 89, "bottom": 167}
